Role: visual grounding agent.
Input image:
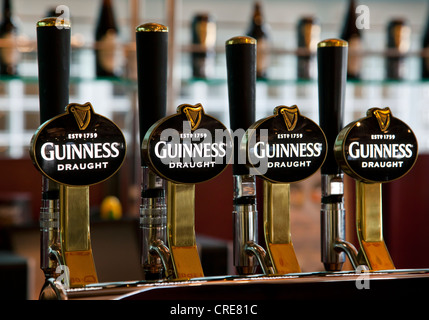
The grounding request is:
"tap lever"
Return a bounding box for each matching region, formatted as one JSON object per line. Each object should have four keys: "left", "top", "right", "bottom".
{"left": 317, "top": 39, "right": 347, "bottom": 177}
{"left": 136, "top": 23, "right": 169, "bottom": 280}
{"left": 36, "top": 17, "right": 70, "bottom": 291}
{"left": 36, "top": 17, "right": 71, "bottom": 124}
{"left": 317, "top": 39, "right": 348, "bottom": 272}
{"left": 226, "top": 36, "right": 265, "bottom": 276}
{"left": 136, "top": 23, "right": 168, "bottom": 156}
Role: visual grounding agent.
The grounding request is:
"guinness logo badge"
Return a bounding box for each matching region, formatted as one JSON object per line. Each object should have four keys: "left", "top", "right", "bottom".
{"left": 30, "top": 102, "right": 127, "bottom": 186}
{"left": 244, "top": 105, "right": 327, "bottom": 183}
{"left": 142, "top": 103, "right": 232, "bottom": 184}
{"left": 335, "top": 107, "right": 418, "bottom": 183}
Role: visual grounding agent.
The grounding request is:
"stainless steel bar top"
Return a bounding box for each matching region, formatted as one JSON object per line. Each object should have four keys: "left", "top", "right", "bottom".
{"left": 64, "top": 268, "right": 429, "bottom": 300}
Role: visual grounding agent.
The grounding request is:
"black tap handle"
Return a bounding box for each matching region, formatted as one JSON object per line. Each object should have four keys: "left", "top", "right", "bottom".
{"left": 317, "top": 39, "right": 348, "bottom": 175}
{"left": 226, "top": 36, "right": 256, "bottom": 175}
{"left": 37, "top": 17, "right": 71, "bottom": 124}
{"left": 136, "top": 23, "right": 168, "bottom": 164}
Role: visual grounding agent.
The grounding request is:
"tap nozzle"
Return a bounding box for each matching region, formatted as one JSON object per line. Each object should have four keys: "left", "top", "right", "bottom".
{"left": 233, "top": 174, "right": 268, "bottom": 275}
{"left": 140, "top": 167, "right": 168, "bottom": 280}
{"left": 320, "top": 174, "right": 359, "bottom": 271}
{"left": 39, "top": 178, "right": 63, "bottom": 279}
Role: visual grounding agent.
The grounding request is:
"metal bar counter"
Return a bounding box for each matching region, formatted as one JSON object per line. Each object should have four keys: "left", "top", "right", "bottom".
{"left": 65, "top": 269, "right": 429, "bottom": 301}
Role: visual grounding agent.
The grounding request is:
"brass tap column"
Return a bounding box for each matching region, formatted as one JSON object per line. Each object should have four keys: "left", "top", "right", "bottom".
{"left": 244, "top": 105, "right": 328, "bottom": 275}
{"left": 335, "top": 107, "right": 418, "bottom": 270}
{"left": 142, "top": 103, "right": 232, "bottom": 280}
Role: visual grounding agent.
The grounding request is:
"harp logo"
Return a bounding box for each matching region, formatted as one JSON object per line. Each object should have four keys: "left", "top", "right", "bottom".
{"left": 372, "top": 107, "right": 391, "bottom": 132}
{"left": 279, "top": 105, "right": 298, "bottom": 131}
{"left": 182, "top": 103, "right": 203, "bottom": 131}
{"left": 70, "top": 103, "right": 91, "bottom": 130}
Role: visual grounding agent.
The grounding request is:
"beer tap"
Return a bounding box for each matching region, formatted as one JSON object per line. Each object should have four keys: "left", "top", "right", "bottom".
{"left": 226, "top": 36, "right": 269, "bottom": 275}
{"left": 36, "top": 17, "right": 71, "bottom": 298}
{"left": 135, "top": 23, "right": 171, "bottom": 280}
{"left": 34, "top": 18, "right": 126, "bottom": 298}
{"left": 318, "top": 39, "right": 360, "bottom": 271}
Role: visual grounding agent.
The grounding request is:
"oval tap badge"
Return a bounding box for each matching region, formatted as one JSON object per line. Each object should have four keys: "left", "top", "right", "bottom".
{"left": 30, "top": 102, "right": 127, "bottom": 186}
{"left": 142, "top": 103, "right": 232, "bottom": 184}
{"left": 334, "top": 107, "right": 418, "bottom": 183}
{"left": 243, "top": 105, "right": 327, "bottom": 183}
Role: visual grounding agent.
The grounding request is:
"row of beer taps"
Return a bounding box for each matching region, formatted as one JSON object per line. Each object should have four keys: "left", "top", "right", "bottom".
{"left": 35, "top": 18, "right": 409, "bottom": 299}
